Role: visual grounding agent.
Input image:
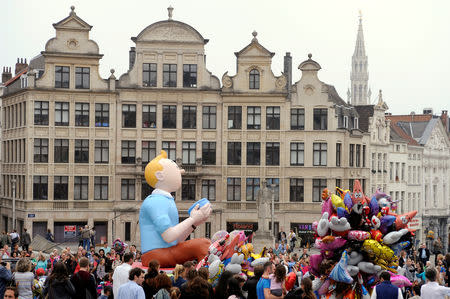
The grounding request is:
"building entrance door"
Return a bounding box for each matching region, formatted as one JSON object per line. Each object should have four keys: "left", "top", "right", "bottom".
{"left": 32, "top": 221, "right": 47, "bottom": 239}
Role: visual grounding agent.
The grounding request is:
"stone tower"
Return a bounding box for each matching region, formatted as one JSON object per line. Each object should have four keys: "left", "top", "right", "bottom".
{"left": 348, "top": 14, "right": 371, "bottom": 105}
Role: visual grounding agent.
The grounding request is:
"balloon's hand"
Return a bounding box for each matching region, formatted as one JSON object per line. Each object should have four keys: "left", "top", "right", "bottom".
{"left": 190, "top": 203, "right": 212, "bottom": 225}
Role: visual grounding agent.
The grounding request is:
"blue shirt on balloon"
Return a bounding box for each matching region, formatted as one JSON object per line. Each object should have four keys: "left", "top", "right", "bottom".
{"left": 140, "top": 189, "right": 179, "bottom": 253}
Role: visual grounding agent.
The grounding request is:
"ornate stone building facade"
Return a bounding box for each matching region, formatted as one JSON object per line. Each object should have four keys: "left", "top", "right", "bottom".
{"left": 0, "top": 7, "right": 370, "bottom": 246}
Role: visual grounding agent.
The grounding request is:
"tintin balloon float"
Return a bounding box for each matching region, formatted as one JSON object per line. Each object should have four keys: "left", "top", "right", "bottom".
{"left": 311, "top": 180, "right": 417, "bottom": 298}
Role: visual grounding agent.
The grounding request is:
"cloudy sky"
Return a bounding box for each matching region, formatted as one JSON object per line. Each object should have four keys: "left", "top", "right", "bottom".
{"left": 1, "top": 0, "right": 449, "bottom": 115}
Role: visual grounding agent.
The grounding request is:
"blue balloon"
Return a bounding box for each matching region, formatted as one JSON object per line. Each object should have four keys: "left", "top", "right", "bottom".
{"left": 329, "top": 251, "right": 353, "bottom": 284}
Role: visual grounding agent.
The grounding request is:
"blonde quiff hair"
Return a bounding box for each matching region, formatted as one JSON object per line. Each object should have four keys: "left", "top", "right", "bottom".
{"left": 145, "top": 150, "right": 167, "bottom": 188}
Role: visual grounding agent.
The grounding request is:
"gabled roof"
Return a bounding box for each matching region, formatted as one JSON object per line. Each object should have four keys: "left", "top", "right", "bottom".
{"left": 4, "top": 68, "right": 28, "bottom": 87}
{"left": 387, "top": 114, "right": 433, "bottom": 146}
{"left": 354, "top": 105, "right": 375, "bottom": 132}
{"left": 234, "top": 32, "right": 274, "bottom": 58}
{"left": 52, "top": 6, "right": 92, "bottom": 31}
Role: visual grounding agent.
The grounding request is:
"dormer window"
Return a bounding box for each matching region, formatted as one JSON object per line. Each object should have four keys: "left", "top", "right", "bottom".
{"left": 249, "top": 69, "right": 260, "bottom": 89}
{"left": 353, "top": 117, "right": 359, "bottom": 129}
{"left": 343, "top": 116, "right": 348, "bottom": 128}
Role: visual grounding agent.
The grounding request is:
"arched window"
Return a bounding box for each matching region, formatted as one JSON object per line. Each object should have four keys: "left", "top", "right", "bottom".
{"left": 249, "top": 69, "right": 260, "bottom": 89}
{"left": 359, "top": 85, "right": 362, "bottom": 101}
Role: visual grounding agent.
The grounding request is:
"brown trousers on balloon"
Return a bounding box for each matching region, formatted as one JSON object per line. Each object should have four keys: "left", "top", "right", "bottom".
{"left": 141, "top": 238, "right": 211, "bottom": 268}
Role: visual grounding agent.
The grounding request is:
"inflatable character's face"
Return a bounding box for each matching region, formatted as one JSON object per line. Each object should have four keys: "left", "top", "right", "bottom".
{"left": 145, "top": 150, "right": 185, "bottom": 193}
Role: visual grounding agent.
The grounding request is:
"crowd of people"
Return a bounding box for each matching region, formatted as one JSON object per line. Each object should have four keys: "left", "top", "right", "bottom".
{"left": 0, "top": 229, "right": 450, "bottom": 299}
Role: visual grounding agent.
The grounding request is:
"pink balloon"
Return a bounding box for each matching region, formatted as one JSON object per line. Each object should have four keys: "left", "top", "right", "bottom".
{"left": 391, "top": 274, "right": 412, "bottom": 288}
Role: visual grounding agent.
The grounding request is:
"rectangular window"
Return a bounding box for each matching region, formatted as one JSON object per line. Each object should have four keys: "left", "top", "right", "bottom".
{"left": 33, "top": 176, "right": 48, "bottom": 200}
{"left": 227, "top": 142, "right": 241, "bottom": 165}
{"left": 95, "top": 103, "right": 109, "bottom": 127}
{"left": 125, "top": 222, "right": 131, "bottom": 241}
{"left": 122, "top": 104, "right": 136, "bottom": 128}
{"left": 336, "top": 143, "right": 341, "bottom": 167}
{"left": 54, "top": 139, "right": 69, "bottom": 163}
{"left": 362, "top": 145, "right": 366, "bottom": 167}
{"left": 163, "top": 64, "right": 177, "bottom": 87}
{"left": 34, "top": 138, "right": 48, "bottom": 163}
{"left": 313, "top": 179, "right": 327, "bottom": 202}
{"left": 313, "top": 108, "right": 328, "bottom": 130}
{"left": 313, "top": 143, "right": 327, "bottom": 166}
{"left": 349, "top": 179, "right": 355, "bottom": 191}
{"left": 183, "top": 64, "right": 197, "bottom": 88}
{"left": 182, "top": 106, "right": 197, "bottom": 129}
{"left": 182, "top": 179, "right": 196, "bottom": 201}
{"left": 74, "top": 176, "right": 88, "bottom": 200}
{"left": 121, "top": 179, "right": 135, "bottom": 200}
{"left": 349, "top": 144, "right": 354, "bottom": 167}
{"left": 34, "top": 101, "right": 49, "bottom": 125}
{"left": 290, "top": 179, "right": 304, "bottom": 202}
{"left": 228, "top": 106, "right": 242, "bottom": 129}
{"left": 121, "top": 141, "right": 136, "bottom": 164}
{"left": 142, "top": 63, "right": 157, "bottom": 87}
{"left": 54, "top": 176, "right": 68, "bottom": 200}
{"left": 142, "top": 179, "right": 154, "bottom": 200}
{"left": 95, "top": 140, "right": 109, "bottom": 163}
{"left": 162, "top": 141, "right": 176, "bottom": 161}
{"left": 290, "top": 142, "right": 304, "bottom": 166}
{"left": 182, "top": 142, "right": 196, "bottom": 165}
{"left": 202, "top": 180, "right": 216, "bottom": 201}
{"left": 202, "top": 142, "right": 216, "bottom": 165}
{"left": 163, "top": 105, "right": 177, "bottom": 128}
{"left": 75, "top": 67, "right": 90, "bottom": 89}
{"left": 266, "top": 142, "right": 280, "bottom": 166}
{"left": 247, "top": 106, "right": 261, "bottom": 129}
{"left": 336, "top": 179, "right": 342, "bottom": 189}
{"left": 246, "top": 142, "right": 261, "bottom": 165}
{"left": 75, "top": 139, "right": 89, "bottom": 163}
{"left": 55, "top": 102, "right": 69, "bottom": 126}
{"left": 142, "top": 105, "right": 156, "bottom": 128}
{"left": 75, "top": 103, "right": 89, "bottom": 126}
{"left": 227, "top": 178, "right": 241, "bottom": 201}
{"left": 266, "top": 178, "right": 280, "bottom": 202}
{"left": 356, "top": 144, "right": 361, "bottom": 167}
{"left": 266, "top": 106, "right": 280, "bottom": 130}
{"left": 55, "top": 66, "right": 69, "bottom": 88}
{"left": 142, "top": 141, "right": 157, "bottom": 165}
{"left": 94, "top": 176, "right": 108, "bottom": 200}
{"left": 205, "top": 222, "right": 211, "bottom": 239}
{"left": 246, "top": 178, "right": 260, "bottom": 201}
{"left": 291, "top": 108, "right": 305, "bottom": 130}
{"left": 202, "top": 106, "right": 216, "bottom": 129}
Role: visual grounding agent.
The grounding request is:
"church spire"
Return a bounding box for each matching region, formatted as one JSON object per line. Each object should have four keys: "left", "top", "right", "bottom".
{"left": 349, "top": 12, "right": 370, "bottom": 106}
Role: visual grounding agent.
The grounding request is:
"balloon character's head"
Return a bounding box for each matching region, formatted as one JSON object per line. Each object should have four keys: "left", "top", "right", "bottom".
{"left": 144, "top": 150, "right": 185, "bottom": 192}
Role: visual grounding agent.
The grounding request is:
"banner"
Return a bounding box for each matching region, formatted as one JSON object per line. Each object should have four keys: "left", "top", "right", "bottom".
{"left": 64, "top": 225, "right": 77, "bottom": 239}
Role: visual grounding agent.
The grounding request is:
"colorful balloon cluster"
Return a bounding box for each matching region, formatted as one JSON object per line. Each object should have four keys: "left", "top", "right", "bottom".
{"left": 197, "top": 230, "right": 269, "bottom": 287}
{"left": 310, "top": 180, "right": 417, "bottom": 298}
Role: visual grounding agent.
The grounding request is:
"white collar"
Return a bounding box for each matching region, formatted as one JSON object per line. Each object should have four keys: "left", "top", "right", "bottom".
{"left": 152, "top": 189, "right": 173, "bottom": 198}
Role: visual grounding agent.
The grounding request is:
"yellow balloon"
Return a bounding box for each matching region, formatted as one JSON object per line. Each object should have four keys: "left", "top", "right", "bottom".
{"left": 331, "top": 194, "right": 346, "bottom": 210}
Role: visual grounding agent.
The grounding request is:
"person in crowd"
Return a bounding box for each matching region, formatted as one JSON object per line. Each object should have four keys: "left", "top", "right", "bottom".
{"left": 404, "top": 258, "right": 417, "bottom": 283}
{"left": 117, "top": 267, "right": 145, "bottom": 299}
{"left": 13, "top": 258, "right": 34, "bottom": 299}
{"left": 214, "top": 270, "right": 233, "bottom": 299}
{"left": 45, "top": 229, "right": 54, "bottom": 243}
{"left": 43, "top": 262, "right": 75, "bottom": 299}
{"left": 20, "top": 229, "right": 31, "bottom": 253}
{"left": 399, "top": 250, "right": 407, "bottom": 268}
{"left": 288, "top": 230, "right": 297, "bottom": 251}
{"left": 408, "top": 283, "right": 422, "bottom": 299}
{"left": 104, "top": 252, "right": 113, "bottom": 274}
{"left": 112, "top": 252, "right": 134, "bottom": 297}
{"left": 70, "top": 257, "right": 97, "bottom": 298}
{"left": 421, "top": 268, "right": 450, "bottom": 298}
{"left": 33, "top": 268, "right": 47, "bottom": 299}
{"left": 0, "top": 254, "right": 12, "bottom": 299}
{"left": 278, "top": 242, "right": 287, "bottom": 255}
{"left": 243, "top": 265, "right": 264, "bottom": 299}
{"left": 3, "top": 287, "right": 18, "bottom": 299}
{"left": 257, "top": 261, "right": 278, "bottom": 299}
{"left": 300, "top": 248, "right": 309, "bottom": 260}
{"left": 81, "top": 226, "right": 91, "bottom": 250}
{"left": 226, "top": 276, "right": 245, "bottom": 299}
{"left": 182, "top": 276, "right": 210, "bottom": 299}
{"left": 99, "top": 241, "right": 111, "bottom": 255}
{"left": 269, "top": 264, "right": 287, "bottom": 297}
{"left": 35, "top": 254, "right": 47, "bottom": 272}
{"left": 432, "top": 237, "right": 443, "bottom": 265}
{"left": 96, "top": 257, "right": 106, "bottom": 281}
{"left": 197, "top": 267, "right": 214, "bottom": 299}
{"left": 170, "top": 287, "right": 181, "bottom": 299}
{"left": 418, "top": 243, "right": 430, "bottom": 266}
{"left": 300, "top": 277, "right": 315, "bottom": 299}
{"left": 370, "top": 271, "right": 403, "bottom": 299}
{"left": 129, "top": 244, "right": 137, "bottom": 258}
{"left": 112, "top": 253, "right": 121, "bottom": 270}
{"left": 172, "top": 264, "right": 186, "bottom": 288}
{"left": 77, "top": 227, "right": 83, "bottom": 247}
{"left": 9, "top": 230, "right": 19, "bottom": 249}
{"left": 143, "top": 259, "right": 160, "bottom": 298}
{"left": 90, "top": 227, "right": 96, "bottom": 249}
{"left": 154, "top": 273, "right": 173, "bottom": 298}
{"left": 99, "top": 285, "right": 113, "bottom": 299}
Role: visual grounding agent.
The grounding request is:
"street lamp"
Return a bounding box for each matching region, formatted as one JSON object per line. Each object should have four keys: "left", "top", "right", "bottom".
{"left": 11, "top": 178, "right": 16, "bottom": 231}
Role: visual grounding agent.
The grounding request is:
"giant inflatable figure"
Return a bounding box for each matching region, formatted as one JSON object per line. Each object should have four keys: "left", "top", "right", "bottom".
{"left": 140, "top": 151, "right": 212, "bottom": 267}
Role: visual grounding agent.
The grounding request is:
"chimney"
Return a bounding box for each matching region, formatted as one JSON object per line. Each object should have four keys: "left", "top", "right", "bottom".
{"left": 423, "top": 108, "right": 433, "bottom": 115}
{"left": 129, "top": 47, "right": 136, "bottom": 71}
{"left": 284, "top": 52, "right": 292, "bottom": 100}
{"left": 2, "top": 67, "right": 12, "bottom": 83}
{"left": 15, "top": 58, "right": 28, "bottom": 75}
